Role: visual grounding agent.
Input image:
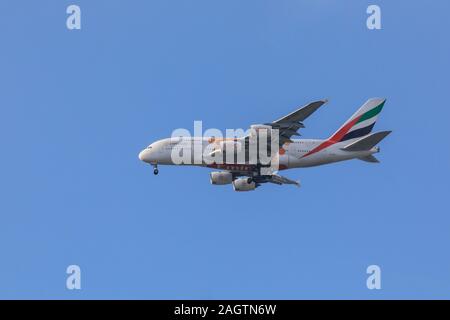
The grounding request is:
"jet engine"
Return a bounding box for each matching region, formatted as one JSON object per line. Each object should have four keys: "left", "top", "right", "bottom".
{"left": 210, "top": 171, "right": 233, "bottom": 185}
{"left": 232, "top": 177, "right": 256, "bottom": 191}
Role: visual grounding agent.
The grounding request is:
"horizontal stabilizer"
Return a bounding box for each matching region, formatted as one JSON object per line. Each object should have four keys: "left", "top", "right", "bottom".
{"left": 341, "top": 131, "right": 391, "bottom": 152}
{"left": 358, "top": 155, "right": 380, "bottom": 163}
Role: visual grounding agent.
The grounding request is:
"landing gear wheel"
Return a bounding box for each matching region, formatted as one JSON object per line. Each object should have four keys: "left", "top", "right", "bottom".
{"left": 153, "top": 168, "right": 159, "bottom": 175}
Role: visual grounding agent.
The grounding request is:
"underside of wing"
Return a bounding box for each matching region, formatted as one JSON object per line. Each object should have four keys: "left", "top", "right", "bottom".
{"left": 252, "top": 173, "right": 300, "bottom": 187}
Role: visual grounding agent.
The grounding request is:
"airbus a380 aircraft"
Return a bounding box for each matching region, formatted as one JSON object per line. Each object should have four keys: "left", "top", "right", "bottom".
{"left": 138, "top": 98, "right": 391, "bottom": 191}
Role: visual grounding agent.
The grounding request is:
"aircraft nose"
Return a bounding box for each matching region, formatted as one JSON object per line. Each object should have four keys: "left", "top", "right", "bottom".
{"left": 139, "top": 149, "right": 150, "bottom": 162}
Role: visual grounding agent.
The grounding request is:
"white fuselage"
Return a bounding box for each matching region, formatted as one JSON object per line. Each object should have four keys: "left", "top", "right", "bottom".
{"left": 138, "top": 136, "right": 379, "bottom": 172}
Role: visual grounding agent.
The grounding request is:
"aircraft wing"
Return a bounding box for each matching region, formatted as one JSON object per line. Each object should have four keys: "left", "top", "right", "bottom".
{"left": 252, "top": 173, "right": 300, "bottom": 187}
{"left": 267, "top": 174, "right": 300, "bottom": 186}
{"left": 267, "top": 99, "right": 328, "bottom": 146}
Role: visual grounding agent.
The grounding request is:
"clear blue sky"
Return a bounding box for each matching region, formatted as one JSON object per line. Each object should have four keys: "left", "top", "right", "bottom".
{"left": 1, "top": 0, "right": 449, "bottom": 299}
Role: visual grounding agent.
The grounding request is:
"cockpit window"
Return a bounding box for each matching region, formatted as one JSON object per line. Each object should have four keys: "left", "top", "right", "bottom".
{"left": 147, "top": 146, "right": 152, "bottom": 149}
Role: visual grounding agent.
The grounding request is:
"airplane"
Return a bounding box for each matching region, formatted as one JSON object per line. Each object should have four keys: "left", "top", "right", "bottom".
{"left": 138, "top": 98, "right": 391, "bottom": 191}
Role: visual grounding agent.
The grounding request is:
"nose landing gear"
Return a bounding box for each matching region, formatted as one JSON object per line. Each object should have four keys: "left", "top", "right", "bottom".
{"left": 152, "top": 164, "right": 159, "bottom": 175}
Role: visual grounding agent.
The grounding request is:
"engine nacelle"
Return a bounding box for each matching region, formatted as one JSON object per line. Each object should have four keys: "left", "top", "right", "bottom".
{"left": 232, "top": 177, "right": 256, "bottom": 191}
{"left": 210, "top": 171, "right": 233, "bottom": 185}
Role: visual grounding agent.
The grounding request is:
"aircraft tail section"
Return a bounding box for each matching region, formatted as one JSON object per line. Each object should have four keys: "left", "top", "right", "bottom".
{"left": 297, "top": 98, "right": 390, "bottom": 161}
{"left": 328, "top": 98, "right": 386, "bottom": 142}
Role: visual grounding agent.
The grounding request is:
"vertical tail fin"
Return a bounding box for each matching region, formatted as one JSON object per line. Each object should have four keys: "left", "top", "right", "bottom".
{"left": 328, "top": 98, "right": 386, "bottom": 142}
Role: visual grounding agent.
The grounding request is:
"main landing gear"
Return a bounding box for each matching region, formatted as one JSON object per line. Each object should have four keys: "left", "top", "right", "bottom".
{"left": 152, "top": 164, "right": 159, "bottom": 175}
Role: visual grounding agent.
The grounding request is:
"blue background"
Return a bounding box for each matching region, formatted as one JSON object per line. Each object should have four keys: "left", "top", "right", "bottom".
{"left": 1, "top": 0, "right": 449, "bottom": 299}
